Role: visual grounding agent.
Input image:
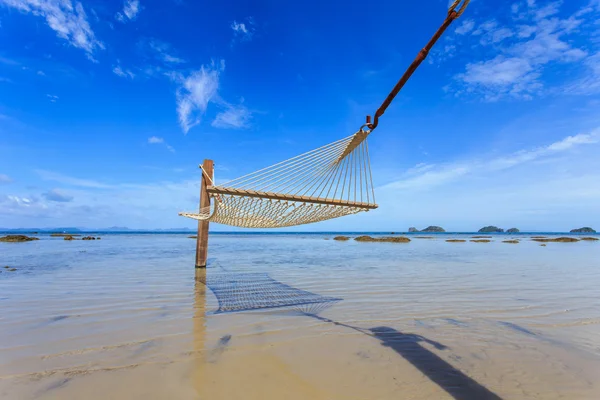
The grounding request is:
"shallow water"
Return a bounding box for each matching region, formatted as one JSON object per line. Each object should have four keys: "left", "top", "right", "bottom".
{"left": 1, "top": 233, "right": 600, "bottom": 399}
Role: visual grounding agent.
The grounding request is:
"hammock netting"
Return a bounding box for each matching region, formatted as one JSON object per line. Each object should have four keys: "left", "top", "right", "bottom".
{"left": 198, "top": 272, "right": 342, "bottom": 314}
{"left": 180, "top": 129, "right": 378, "bottom": 228}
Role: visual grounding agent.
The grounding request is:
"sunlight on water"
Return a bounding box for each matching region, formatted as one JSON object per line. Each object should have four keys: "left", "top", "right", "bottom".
{"left": 1, "top": 233, "right": 600, "bottom": 399}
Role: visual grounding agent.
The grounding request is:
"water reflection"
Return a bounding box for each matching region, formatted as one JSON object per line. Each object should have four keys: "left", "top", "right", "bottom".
{"left": 193, "top": 268, "right": 207, "bottom": 398}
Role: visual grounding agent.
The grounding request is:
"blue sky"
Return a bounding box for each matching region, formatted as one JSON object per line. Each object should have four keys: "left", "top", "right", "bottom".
{"left": 1, "top": 0, "right": 599, "bottom": 231}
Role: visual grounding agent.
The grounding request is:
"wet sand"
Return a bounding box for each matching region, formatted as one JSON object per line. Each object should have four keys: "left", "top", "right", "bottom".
{"left": 1, "top": 233, "right": 600, "bottom": 399}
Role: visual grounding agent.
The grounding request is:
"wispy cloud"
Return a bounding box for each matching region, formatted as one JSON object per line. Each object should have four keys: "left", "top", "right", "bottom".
{"left": 231, "top": 17, "right": 255, "bottom": 44}
{"left": 382, "top": 130, "right": 599, "bottom": 192}
{"left": 115, "top": 0, "right": 141, "bottom": 23}
{"left": 172, "top": 60, "right": 223, "bottom": 133}
{"left": 1, "top": 0, "right": 104, "bottom": 58}
{"left": 147, "top": 136, "right": 175, "bottom": 152}
{"left": 450, "top": 1, "right": 596, "bottom": 101}
{"left": 212, "top": 104, "right": 251, "bottom": 129}
{"left": 147, "top": 39, "right": 185, "bottom": 64}
{"left": 36, "top": 169, "right": 113, "bottom": 189}
{"left": 113, "top": 64, "right": 135, "bottom": 79}
{"left": 42, "top": 189, "right": 73, "bottom": 202}
{"left": 46, "top": 94, "right": 59, "bottom": 102}
{"left": 0, "top": 173, "right": 12, "bottom": 183}
{"left": 455, "top": 19, "right": 475, "bottom": 35}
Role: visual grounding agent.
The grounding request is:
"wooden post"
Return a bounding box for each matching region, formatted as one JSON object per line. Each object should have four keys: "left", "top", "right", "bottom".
{"left": 195, "top": 159, "right": 213, "bottom": 268}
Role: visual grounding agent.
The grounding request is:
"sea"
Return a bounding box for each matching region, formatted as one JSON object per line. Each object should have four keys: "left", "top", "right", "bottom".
{"left": 1, "top": 232, "right": 600, "bottom": 399}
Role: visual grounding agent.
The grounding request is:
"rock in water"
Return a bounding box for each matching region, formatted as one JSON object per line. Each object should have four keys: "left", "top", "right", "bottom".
{"left": 421, "top": 226, "right": 445, "bottom": 232}
{"left": 570, "top": 227, "right": 596, "bottom": 233}
{"left": 333, "top": 236, "right": 350, "bottom": 241}
{"left": 478, "top": 226, "right": 504, "bottom": 233}
{"left": 532, "top": 237, "right": 579, "bottom": 243}
{"left": 354, "top": 236, "right": 411, "bottom": 243}
{"left": 0, "top": 235, "right": 39, "bottom": 242}
{"left": 64, "top": 235, "right": 75, "bottom": 241}
{"left": 507, "top": 228, "right": 520, "bottom": 233}
{"left": 408, "top": 227, "right": 419, "bottom": 232}
{"left": 581, "top": 237, "right": 599, "bottom": 241}
{"left": 471, "top": 239, "right": 492, "bottom": 243}
{"left": 446, "top": 239, "right": 466, "bottom": 243}
{"left": 503, "top": 240, "right": 519, "bottom": 244}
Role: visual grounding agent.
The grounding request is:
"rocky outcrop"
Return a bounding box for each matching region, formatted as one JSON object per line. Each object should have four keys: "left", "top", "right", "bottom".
{"left": 471, "top": 239, "right": 492, "bottom": 243}
{"left": 354, "top": 236, "right": 411, "bottom": 243}
{"left": 408, "top": 227, "right": 418, "bottom": 232}
{"left": 532, "top": 237, "right": 579, "bottom": 243}
{"left": 503, "top": 240, "right": 519, "bottom": 244}
{"left": 64, "top": 235, "right": 76, "bottom": 241}
{"left": 333, "top": 236, "right": 350, "bottom": 241}
{"left": 50, "top": 233, "right": 81, "bottom": 237}
{"left": 446, "top": 239, "right": 466, "bottom": 243}
{"left": 421, "top": 226, "right": 445, "bottom": 232}
{"left": 507, "top": 228, "right": 519, "bottom": 233}
{"left": 82, "top": 236, "right": 97, "bottom": 240}
{"left": 581, "top": 237, "right": 599, "bottom": 241}
{"left": 570, "top": 227, "right": 596, "bottom": 233}
{"left": 478, "top": 226, "right": 504, "bottom": 233}
{"left": 0, "top": 235, "right": 39, "bottom": 242}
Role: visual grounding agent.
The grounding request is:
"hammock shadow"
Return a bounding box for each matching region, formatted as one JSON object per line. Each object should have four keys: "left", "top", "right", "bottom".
{"left": 305, "top": 314, "right": 502, "bottom": 400}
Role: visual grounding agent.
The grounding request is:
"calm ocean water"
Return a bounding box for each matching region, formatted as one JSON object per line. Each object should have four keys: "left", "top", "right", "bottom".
{"left": 1, "top": 232, "right": 600, "bottom": 399}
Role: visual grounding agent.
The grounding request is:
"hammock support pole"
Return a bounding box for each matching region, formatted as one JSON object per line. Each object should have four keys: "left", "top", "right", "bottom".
{"left": 196, "top": 159, "right": 214, "bottom": 268}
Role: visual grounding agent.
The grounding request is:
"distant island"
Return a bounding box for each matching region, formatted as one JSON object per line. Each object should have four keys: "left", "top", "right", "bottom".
{"left": 507, "top": 228, "right": 520, "bottom": 233}
{"left": 478, "top": 226, "right": 504, "bottom": 233}
{"left": 570, "top": 227, "right": 596, "bottom": 233}
{"left": 408, "top": 226, "right": 445, "bottom": 233}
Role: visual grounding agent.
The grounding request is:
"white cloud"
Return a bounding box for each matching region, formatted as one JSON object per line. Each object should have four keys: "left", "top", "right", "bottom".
{"left": 382, "top": 130, "right": 599, "bottom": 192}
{"left": 564, "top": 52, "right": 600, "bottom": 94}
{"left": 212, "top": 105, "right": 251, "bottom": 129}
{"left": 0, "top": 173, "right": 12, "bottom": 183}
{"left": 1, "top": 0, "right": 103, "bottom": 57}
{"left": 148, "top": 136, "right": 164, "bottom": 144}
{"left": 113, "top": 64, "right": 135, "bottom": 79}
{"left": 147, "top": 39, "right": 186, "bottom": 64}
{"left": 147, "top": 136, "right": 175, "bottom": 152}
{"left": 452, "top": 2, "right": 593, "bottom": 101}
{"left": 231, "top": 18, "right": 255, "bottom": 43}
{"left": 173, "top": 61, "right": 223, "bottom": 133}
{"left": 455, "top": 19, "right": 475, "bottom": 35}
{"left": 115, "top": 0, "right": 140, "bottom": 22}
{"left": 46, "top": 94, "right": 59, "bottom": 102}
{"left": 37, "top": 70, "right": 45, "bottom": 76}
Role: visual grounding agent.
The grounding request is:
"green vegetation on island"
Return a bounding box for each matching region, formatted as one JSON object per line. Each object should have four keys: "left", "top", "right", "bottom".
{"left": 507, "top": 228, "right": 520, "bottom": 233}
{"left": 478, "top": 226, "right": 504, "bottom": 233}
{"left": 570, "top": 227, "right": 596, "bottom": 233}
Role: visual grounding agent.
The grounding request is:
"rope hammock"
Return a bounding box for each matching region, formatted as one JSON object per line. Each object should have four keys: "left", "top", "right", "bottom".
{"left": 180, "top": 1, "right": 470, "bottom": 229}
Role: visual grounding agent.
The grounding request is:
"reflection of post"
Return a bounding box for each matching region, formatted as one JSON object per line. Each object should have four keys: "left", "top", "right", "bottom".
{"left": 193, "top": 268, "right": 207, "bottom": 396}
{"left": 196, "top": 159, "right": 214, "bottom": 268}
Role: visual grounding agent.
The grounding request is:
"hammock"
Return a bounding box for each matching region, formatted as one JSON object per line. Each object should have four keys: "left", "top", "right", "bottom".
{"left": 180, "top": 1, "right": 470, "bottom": 229}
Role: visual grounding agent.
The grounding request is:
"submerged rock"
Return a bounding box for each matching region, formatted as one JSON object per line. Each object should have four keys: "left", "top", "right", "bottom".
{"left": 581, "top": 237, "right": 599, "bottom": 241}
{"left": 471, "top": 239, "right": 492, "bottom": 243}
{"left": 415, "top": 236, "right": 435, "bottom": 239}
{"left": 446, "top": 239, "right": 466, "bottom": 243}
{"left": 570, "top": 227, "right": 596, "bottom": 233}
{"left": 531, "top": 236, "right": 547, "bottom": 238}
{"left": 421, "top": 226, "right": 445, "bottom": 232}
{"left": 503, "top": 240, "right": 519, "bottom": 244}
{"left": 188, "top": 235, "right": 198, "bottom": 239}
{"left": 478, "top": 226, "right": 504, "bottom": 233}
{"left": 507, "top": 228, "right": 520, "bottom": 233}
{"left": 333, "top": 236, "right": 350, "bottom": 241}
{"left": 354, "top": 236, "right": 410, "bottom": 243}
{"left": 63, "top": 235, "right": 76, "bottom": 241}
{"left": 82, "top": 236, "right": 96, "bottom": 240}
{"left": 540, "top": 244, "right": 547, "bottom": 246}
{"left": 532, "top": 237, "right": 579, "bottom": 243}
{"left": 8, "top": 268, "right": 16, "bottom": 272}
{"left": 472, "top": 236, "right": 492, "bottom": 238}
{"left": 0, "top": 235, "right": 39, "bottom": 242}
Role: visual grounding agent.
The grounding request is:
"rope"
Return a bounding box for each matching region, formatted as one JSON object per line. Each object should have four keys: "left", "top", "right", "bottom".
{"left": 365, "top": 0, "right": 470, "bottom": 132}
